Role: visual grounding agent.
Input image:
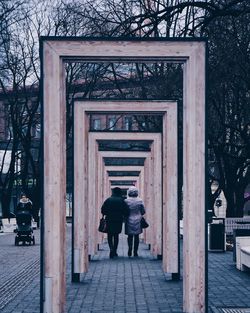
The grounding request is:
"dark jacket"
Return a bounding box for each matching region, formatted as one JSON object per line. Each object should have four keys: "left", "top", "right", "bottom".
{"left": 101, "top": 195, "right": 129, "bottom": 234}
{"left": 16, "top": 199, "right": 33, "bottom": 216}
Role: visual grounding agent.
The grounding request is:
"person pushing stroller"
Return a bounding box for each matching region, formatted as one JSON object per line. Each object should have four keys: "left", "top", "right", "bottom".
{"left": 15, "top": 193, "right": 35, "bottom": 245}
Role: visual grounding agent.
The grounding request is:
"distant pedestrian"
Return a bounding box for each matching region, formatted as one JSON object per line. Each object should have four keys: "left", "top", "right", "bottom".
{"left": 16, "top": 193, "right": 33, "bottom": 215}
{"left": 101, "top": 187, "right": 129, "bottom": 259}
{"left": 125, "top": 186, "right": 145, "bottom": 257}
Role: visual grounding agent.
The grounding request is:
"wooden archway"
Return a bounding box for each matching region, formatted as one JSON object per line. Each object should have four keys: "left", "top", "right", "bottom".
{"left": 42, "top": 38, "right": 206, "bottom": 313}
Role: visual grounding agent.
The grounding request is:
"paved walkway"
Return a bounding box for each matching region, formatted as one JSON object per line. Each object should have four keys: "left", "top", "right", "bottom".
{"left": 0, "top": 225, "right": 250, "bottom": 313}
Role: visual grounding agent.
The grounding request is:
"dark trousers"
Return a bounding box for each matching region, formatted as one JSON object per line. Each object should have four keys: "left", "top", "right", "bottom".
{"left": 107, "top": 233, "right": 119, "bottom": 253}
{"left": 127, "top": 234, "right": 139, "bottom": 253}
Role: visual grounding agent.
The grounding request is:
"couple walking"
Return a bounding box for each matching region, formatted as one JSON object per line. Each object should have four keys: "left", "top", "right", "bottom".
{"left": 101, "top": 186, "right": 146, "bottom": 258}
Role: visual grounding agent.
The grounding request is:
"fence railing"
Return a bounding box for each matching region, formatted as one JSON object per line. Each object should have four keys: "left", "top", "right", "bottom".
{"left": 225, "top": 217, "right": 250, "bottom": 235}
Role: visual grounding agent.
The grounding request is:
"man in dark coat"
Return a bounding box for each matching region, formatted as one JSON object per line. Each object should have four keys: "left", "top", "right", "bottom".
{"left": 101, "top": 187, "right": 129, "bottom": 258}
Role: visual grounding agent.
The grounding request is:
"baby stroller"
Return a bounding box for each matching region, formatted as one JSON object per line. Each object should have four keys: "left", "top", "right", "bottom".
{"left": 15, "top": 209, "right": 35, "bottom": 246}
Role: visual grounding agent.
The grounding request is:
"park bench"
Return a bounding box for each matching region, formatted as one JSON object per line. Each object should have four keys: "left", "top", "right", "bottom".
{"left": 225, "top": 217, "right": 250, "bottom": 235}
{"left": 240, "top": 246, "right": 250, "bottom": 271}
{"left": 236, "top": 236, "right": 250, "bottom": 271}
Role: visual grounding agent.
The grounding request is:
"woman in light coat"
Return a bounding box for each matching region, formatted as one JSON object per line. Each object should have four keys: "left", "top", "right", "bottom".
{"left": 125, "top": 186, "right": 145, "bottom": 257}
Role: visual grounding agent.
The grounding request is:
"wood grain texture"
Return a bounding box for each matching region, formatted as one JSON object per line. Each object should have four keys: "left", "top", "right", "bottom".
{"left": 43, "top": 39, "right": 206, "bottom": 313}
{"left": 87, "top": 136, "right": 97, "bottom": 255}
{"left": 99, "top": 151, "right": 151, "bottom": 158}
{"left": 162, "top": 105, "right": 178, "bottom": 273}
{"left": 143, "top": 157, "right": 151, "bottom": 245}
{"left": 104, "top": 166, "right": 144, "bottom": 172}
{"left": 43, "top": 43, "right": 66, "bottom": 313}
{"left": 183, "top": 44, "right": 206, "bottom": 313}
{"left": 97, "top": 153, "right": 104, "bottom": 245}
{"left": 75, "top": 100, "right": 176, "bottom": 113}
{"left": 44, "top": 39, "right": 200, "bottom": 61}
{"left": 74, "top": 105, "right": 89, "bottom": 273}
{"left": 108, "top": 177, "right": 140, "bottom": 189}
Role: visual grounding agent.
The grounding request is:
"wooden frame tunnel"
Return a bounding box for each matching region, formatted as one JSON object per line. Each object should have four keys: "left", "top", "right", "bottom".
{"left": 88, "top": 150, "right": 149, "bottom": 257}
{"left": 74, "top": 101, "right": 178, "bottom": 273}
{"left": 95, "top": 149, "right": 155, "bottom": 257}
{"left": 41, "top": 38, "right": 206, "bottom": 313}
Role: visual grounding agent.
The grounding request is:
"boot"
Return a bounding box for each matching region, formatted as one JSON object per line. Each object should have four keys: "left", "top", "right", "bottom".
{"left": 133, "top": 235, "right": 139, "bottom": 257}
{"left": 127, "top": 235, "right": 133, "bottom": 257}
{"left": 109, "top": 250, "right": 114, "bottom": 259}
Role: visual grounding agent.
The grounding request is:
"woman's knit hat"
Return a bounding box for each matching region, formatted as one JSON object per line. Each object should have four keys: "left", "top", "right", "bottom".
{"left": 128, "top": 186, "right": 139, "bottom": 197}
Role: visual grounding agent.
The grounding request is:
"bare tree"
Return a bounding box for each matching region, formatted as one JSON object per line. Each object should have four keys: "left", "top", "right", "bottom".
{"left": 206, "top": 12, "right": 250, "bottom": 216}
{"left": 0, "top": 0, "right": 59, "bottom": 217}
{"left": 0, "top": 0, "right": 113, "bottom": 216}
{"left": 0, "top": 0, "right": 249, "bottom": 218}
{"left": 59, "top": 0, "right": 250, "bottom": 216}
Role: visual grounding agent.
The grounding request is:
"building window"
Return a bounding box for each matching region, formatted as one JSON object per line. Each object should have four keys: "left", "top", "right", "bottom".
{"left": 34, "top": 124, "right": 41, "bottom": 138}
{"left": 124, "top": 117, "right": 132, "bottom": 131}
{"left": 108, "top": 117, "right": 116, "bottom": 130}
{"left": 93, "top": 119, "right": 101, "bottom": 130}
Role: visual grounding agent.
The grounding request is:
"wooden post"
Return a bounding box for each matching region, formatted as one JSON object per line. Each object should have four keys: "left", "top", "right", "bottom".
{"left": 87, "top": 132, "right": 97, "bottom": 256}
{"left": 43, "top": 43, "right": 66, "bottom": 313}
{"left": 97, "top": 152, "right": 104, "bottom": 246}
{"left": 153, "top": 135, "right": 162, "bottom": 257}
{"left": 183, "top": 45, "right": 206, "bottom": 313}
{"left": 162, "top": 105, "right": 178, "bottom": 275}
{"left": 73, "top": 104, "right": 89, "bottom": 279}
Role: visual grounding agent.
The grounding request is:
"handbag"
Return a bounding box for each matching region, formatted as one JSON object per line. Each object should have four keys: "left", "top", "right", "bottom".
{"left": 141, "top": 216, "right": 149, "bottom": 229}
{"left": 98, "top": 215, "right": 107, "bottom": 233}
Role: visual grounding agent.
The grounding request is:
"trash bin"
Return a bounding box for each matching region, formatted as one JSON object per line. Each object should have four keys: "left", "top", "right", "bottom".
{"left": 209, "top": 218, "right": 225, "bottom": 251}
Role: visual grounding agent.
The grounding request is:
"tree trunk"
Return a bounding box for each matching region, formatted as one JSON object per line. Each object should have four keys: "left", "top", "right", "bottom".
{"left": 224, "top": 187, "right": 237, "bottom": 217}
{"left": 1, "top": 191, "right": 12, "bottom": 218}
{"left": 30, "top": 181, "right": 41, "bottom": 221}
{"left": 235, "top": 178, "right": 249, "bottom": 217}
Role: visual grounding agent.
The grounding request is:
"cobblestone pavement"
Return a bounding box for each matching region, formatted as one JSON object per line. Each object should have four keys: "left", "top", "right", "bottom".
{"left": 0, "top": 229, "right": 40, "bottom": 313}
{"left": 0, "top": 224, "right": 250, "bottom": 313}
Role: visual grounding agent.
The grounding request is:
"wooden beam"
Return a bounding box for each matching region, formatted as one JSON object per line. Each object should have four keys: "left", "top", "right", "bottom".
{"left": 41, "top": 39, "right": 198, "bottom": 61}
{"left": 105, "top": 166, "right": 144, "bottom": 171}
{"left": 109, "top": 176, "right": 140, "bottom": 181}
